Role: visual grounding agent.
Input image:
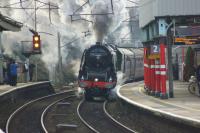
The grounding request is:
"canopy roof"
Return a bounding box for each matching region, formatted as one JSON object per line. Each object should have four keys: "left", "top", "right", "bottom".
{"left": 0, "top": 13, "right": 22, "bottom": 32}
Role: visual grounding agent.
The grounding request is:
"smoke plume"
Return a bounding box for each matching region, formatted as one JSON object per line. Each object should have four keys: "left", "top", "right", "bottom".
{"left": 90, "top": 0, "right": 126, "bottom": 42}
{"left": 0, "top": 0, "right": 131, "bottom": 81}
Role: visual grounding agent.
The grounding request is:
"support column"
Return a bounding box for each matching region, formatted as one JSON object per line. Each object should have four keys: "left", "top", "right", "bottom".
{"left": 146, "top": 57, "right": 150, "bottom": 93}
{"left": 160, "top": 44, "right": 168, "bottom": 99}
{"left": 25, "top": 58, "right": 30, "bottom": 82}
{"left": 150, "top": 59, "right": 156, "bottom": 95}
{"left": 155, "top": 59, "right": 161, "bottom": 97}
{"left": 144, "top": 47, "right": 148, "bottom": 89}
{"left": 0, "top": 32, "right": 3, "bottom": 84}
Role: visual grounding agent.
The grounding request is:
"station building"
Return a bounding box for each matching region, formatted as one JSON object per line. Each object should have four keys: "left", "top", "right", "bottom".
{"left": 139, "top": 0, "right": 200, "bottom": 98}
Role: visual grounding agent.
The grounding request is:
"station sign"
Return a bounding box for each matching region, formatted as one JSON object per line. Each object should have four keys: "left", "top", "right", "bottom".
{"left": 148, "top": 45, "right": 160, "bottom": 59}
{"left": 174, "top": 25, "right": 200, "bottom": 45}
{"left": 174, "top": 36, "right": 200, "bottom": 45}
{"left": 150, "top": 45, "right": 160, "bottom": 54}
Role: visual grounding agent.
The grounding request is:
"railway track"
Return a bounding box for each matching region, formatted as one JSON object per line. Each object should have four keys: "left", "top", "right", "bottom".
{"left": 41, "top": 95, "right": 92, "bottom": 133}
{"left": 77, "top": 99, "right": 137, "bottom": 133}
{"left": 41, "top": 95, "right": 76, "bottom": 133}
{"left": 6, "top": 90, "right": 75, "bottom": 133}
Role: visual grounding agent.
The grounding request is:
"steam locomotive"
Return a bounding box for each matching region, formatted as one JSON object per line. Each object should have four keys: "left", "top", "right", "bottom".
{"left": 78, "top": 42, "right": 143, "bottom": 100}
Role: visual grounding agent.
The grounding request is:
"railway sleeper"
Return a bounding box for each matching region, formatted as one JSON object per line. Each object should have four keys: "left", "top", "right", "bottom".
{"left": 56, "top": 124, "right": 78, "bottom": 132}
{"left": 57, "top": 102, "right": 71, "bottom": 106}
{"left": 56, "top": 102, "right": 71, "bottom": 111}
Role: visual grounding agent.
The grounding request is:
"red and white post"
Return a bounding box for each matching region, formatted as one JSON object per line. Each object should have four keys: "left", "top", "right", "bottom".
{"left": 160, "top": 44, "right": 168, "bottom": 99}
{"left": 144, "top": 48, "right": 148, "bottom": 90}
{"left": 155, "top": 59, "right": 161, "bottom": 97}
{"left": 150, "top": 59, "right": 156, "bottom": 95}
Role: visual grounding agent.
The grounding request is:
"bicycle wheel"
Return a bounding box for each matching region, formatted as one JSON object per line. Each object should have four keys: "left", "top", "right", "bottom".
{"left": 188, "top": 83, "right": 196, "bottom": 94}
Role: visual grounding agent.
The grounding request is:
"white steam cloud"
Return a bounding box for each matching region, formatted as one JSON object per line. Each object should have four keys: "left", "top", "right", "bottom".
{"left": 0, "top": 0, "right": 130, "bottom": 77}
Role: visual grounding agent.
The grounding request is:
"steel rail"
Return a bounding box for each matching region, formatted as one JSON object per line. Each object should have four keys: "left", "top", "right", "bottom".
{"left": 103, "top": 101, "right": 137, "bottom": 133}
{"left": 77, "top": 99, "right": 100, "bottom": 133}
{"left": 41, "top": 95, "right": 76, "bottom": 133}
{"left": 6, "top": 90, "right": 75, "bottom": 133}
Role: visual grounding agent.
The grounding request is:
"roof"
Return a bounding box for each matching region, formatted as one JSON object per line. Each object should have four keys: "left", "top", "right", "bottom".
{"left": 117, "top": 47, "right": 144, "bottom": 58}
{"left": 139, "top": 0, "right": 200, "bottom": 28}
{"left": 0, "top": 13, "right": 23, "bottom": 31}
{"left": 117, "top": 48, "right": 134, "bottom": 56}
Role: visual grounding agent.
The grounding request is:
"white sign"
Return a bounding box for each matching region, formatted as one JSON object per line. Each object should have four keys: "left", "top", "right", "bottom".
{"left": 151, "top": 45, "right": 160, "bottom": 54}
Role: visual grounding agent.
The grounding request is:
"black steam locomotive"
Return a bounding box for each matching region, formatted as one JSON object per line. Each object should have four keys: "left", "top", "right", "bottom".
{"left": 78, "top": 42, "right": 143, "bottom": 100}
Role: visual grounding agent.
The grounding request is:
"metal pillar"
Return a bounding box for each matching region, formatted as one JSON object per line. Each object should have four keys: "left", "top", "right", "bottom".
{"left": 35, "top": 62, "right": 38, "bottom": 82}
{"left": 0, "top": 32, "right": 3, "bottom": 84}
{"left": 166, "top": 21, "right": 175, "bottom": 98}
{"left": 34, "top": 0, "right": 37, "bottom": 32}
{"left": 57, "top": 32, "right": 62, "bottom": 86}
{"left": 26, "top": 58, "right": 30, "bottom": 82}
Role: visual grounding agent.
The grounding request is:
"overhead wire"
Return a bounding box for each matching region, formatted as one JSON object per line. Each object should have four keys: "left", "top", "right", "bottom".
{"left": 2, "top": 0, "right": 29, "bottom": 7}
{"left": 20, "top": 0, "right": 35, "bottom": 24}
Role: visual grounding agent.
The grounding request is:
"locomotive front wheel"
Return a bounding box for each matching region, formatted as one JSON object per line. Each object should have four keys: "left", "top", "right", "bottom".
{"left": 85, "top": 90, "right": 93, "bottom": 101}
{"left": 105, "top": 90, "right": 117, "bottom": 101}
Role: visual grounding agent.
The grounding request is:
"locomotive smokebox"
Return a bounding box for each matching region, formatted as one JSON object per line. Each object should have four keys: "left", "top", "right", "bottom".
{"left": 96, "top": 42, "right": 102, "bottom": 45}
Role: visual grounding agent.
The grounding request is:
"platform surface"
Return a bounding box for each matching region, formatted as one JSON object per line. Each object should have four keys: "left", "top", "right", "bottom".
{"left": 0, "top": 82, "right": 36, "bottom": 96}
{"left": 118, "top": 81, "right": 200, "bottom": 124}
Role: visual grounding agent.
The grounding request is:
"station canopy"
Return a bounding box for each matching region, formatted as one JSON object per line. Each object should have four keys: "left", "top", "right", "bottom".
{"left": 0, "top": 13, "right": 22, "bottom": 32}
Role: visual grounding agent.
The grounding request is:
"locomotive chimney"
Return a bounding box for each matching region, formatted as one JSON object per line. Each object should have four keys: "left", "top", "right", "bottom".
{"left": 96, "top": 42, "right": 102, "bottom": 45}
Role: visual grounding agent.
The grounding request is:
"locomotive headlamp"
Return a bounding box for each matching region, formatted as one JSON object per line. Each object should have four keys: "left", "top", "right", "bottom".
{"left": 109, "top": 77, "right": 112, "bottom": 82}
{"left": 94, "top": 78, "right": 98, "bottom": 82}
{"left": 81, "top": 76, "right": 84, "bottom": 80}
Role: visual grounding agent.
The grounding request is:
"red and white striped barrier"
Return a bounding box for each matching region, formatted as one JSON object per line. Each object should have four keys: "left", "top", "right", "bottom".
{"left": 143, "top": 45, "right": 168, "bottom": 99}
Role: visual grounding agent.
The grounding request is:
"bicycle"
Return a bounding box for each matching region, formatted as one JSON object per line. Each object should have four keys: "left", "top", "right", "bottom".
{"left": 188, "top": 76, "right": 198, "bottom": 95}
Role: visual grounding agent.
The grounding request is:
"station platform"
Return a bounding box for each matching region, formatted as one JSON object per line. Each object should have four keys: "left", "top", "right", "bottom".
{"left": 0, "top": 82, "right": 36, "bottom": 96}
{"left": 117, "top": 80, "right": 200, "bottom": 128}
